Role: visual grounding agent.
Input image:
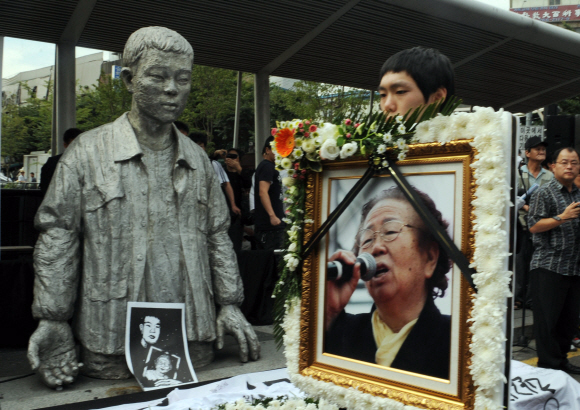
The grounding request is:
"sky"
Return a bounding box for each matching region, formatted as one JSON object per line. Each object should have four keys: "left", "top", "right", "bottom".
{"left": 1, "top": 0, "right": 511, "bottom": 80}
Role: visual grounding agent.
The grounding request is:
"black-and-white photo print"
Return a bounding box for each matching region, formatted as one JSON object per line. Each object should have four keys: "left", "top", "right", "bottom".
{"left": 125, "top": 302, "right": 197, "bottom": 391}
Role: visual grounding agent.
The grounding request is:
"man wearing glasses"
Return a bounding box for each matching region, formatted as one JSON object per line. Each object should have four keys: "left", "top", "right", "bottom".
{"left": 528, "top": 147, "right": 580, "bottom": 374}
{"left": 324, "top": 186, "right": 452, "bottom": 379}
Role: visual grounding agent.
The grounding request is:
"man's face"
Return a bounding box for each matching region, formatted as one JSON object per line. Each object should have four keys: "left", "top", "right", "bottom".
{"left": 362, "top": 199, "right": 438, "bottom": 307}
{"left": 379, "top": 71, "right": 431, "bottom": 118}
{"left": 525, "top": 145, "right": 547, "bottom": 162}
{"left": 228, "top": 150, "right": 240, "bottom": 164}
{"left": 126, "top": 49, "right": 192, "bottom": 125}
{"left": 139, "top": 316, "right": 161, "bottom": 344}
{"left": 264, "top": 147, "right": 275, "bottom": 162}
{"left": 553, "top": 149, "right": 580, "bottom": 185}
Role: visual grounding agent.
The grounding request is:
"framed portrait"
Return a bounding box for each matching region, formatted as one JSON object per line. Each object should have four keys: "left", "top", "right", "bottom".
{"left": 299, "top": 141, "right": 481, "bottom": 409}
{"left": 125, "top": 302, "right": 198, "bottom": 391}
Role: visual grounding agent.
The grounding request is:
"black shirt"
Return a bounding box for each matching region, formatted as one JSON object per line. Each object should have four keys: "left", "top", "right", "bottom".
{"left": 254, "top": 159, "right": 285, "bottom": 231}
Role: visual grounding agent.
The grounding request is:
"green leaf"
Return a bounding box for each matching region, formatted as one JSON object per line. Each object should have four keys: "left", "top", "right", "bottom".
{"left": 337, "top": 136, "right": 346, "bottom": 146}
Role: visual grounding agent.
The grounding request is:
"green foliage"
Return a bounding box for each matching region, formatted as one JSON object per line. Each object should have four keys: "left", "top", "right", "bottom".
{"left": 76, "top": 74, "right": 132, "bottom": 131}
{"left": 180, "top": 65, "right": 238, "bottom": 145}
{"left": 2, "top": 80, "right": 53, "bottom": 163}
{"left": 558, "top": 95, "right": 580, "bottom": 115}
{"left": 271, "top": 81, "right": 373, "bottom": 123}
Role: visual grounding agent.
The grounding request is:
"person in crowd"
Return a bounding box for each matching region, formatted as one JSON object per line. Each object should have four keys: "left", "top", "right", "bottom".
{"left": 378, "top": 46, "right": 454, "bottom": 118}
{"left": 190, "top": 132, "right": 241, "bottom": 217}
{"left": 17, "top": 170, "right": 27, "bottom": 183}
{"left": 224, "top": 148, "right": 252, "bottom": 251}
{"left": 39, "top": 128, "right": 82, "bottom": 196}
{"left": 514, "top": 137, "right": 553, "bottom": 310}
{"left": 528, "top": 147, "right": 580, "bottom": 374}
{"left": 30, "top": 172, "right": 37, "bottom": 183}
{"left": 174, "top": 120, "right": 189, "bottom": 136}
{"left": 28, "top": 26, "right": 258, "bottom": 389}
{"left": 254, "top": 136, "right": 285, "bottom": 251}
{"left": 325, "top": 186, "right": 451, "bottom": 379}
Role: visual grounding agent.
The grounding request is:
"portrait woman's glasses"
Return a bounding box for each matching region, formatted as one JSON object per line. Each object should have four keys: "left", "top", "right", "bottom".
{"left": 358, "top": 220, "right": 420, "bottom": 249}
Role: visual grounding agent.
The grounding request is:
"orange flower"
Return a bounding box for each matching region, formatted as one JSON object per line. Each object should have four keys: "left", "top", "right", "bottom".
{"left": 275, "top": 128, "right": 295, "bottom": 157}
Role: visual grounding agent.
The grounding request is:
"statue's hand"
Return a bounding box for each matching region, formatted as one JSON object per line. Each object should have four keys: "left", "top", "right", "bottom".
{"left": 216, "top": 305, "right": 260, "bottom": 362}
{"left": 27, "top": 320, "right": 80, "bottom": 389}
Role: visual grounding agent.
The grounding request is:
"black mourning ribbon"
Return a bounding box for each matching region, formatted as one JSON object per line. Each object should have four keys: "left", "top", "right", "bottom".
{"left": 301, "top": 160, "right": 476, "bottom": 291}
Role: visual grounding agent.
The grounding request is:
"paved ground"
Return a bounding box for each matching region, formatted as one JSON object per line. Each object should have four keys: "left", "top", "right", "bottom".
{"left": 3, "top": 310, "right": 580, "bottom": 409}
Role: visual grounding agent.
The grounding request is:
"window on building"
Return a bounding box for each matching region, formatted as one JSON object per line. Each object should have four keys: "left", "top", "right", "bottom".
{"left": 549, "top": 0, "right": 560, "bottom": 5}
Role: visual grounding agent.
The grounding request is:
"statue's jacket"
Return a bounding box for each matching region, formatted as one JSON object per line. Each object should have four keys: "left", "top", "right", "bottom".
{"left": 32, "top": 113, "right": 243, "bottom": 355}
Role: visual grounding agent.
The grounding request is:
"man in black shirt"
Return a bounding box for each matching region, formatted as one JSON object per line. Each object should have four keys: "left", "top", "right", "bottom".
{"left": 254, "top": 137, "right": 285, "bottom": 251}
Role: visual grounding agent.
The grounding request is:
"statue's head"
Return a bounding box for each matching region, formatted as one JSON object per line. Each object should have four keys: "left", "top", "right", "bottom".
{"left": 121, "top": 26, "right": 194, "bottom": 124}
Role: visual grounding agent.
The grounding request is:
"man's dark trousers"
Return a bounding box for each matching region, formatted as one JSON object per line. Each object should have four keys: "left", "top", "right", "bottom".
{"left": 530, "top": 267, "right": 580, "bottom": 369}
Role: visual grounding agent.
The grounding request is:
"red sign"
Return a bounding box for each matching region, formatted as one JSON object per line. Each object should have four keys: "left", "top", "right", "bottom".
{"left": 510, "top": 4, "right": 580, "bottom": 22}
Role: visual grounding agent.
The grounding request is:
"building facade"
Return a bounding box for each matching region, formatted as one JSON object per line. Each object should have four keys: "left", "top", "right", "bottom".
{"left": 510, "top": 0, "right": 580, "bottom": 32}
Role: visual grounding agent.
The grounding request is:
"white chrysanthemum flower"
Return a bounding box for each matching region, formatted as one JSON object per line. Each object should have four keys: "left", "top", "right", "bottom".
{"left": 395, "top": 115, "right": 404, "bottom": 124}
{"left": 383, "top": 131, "right": 393, "bottom": 143}
{"left": 376, "top": 144, "right": 387, "bottom": 154}
{"left": 397, "top": 123, "right": 406, "bottom": 134}
{"left": 302, "top": 139, "right": 316, "bottom": 153}
{"left": 320, "top": 138, "right": 340, "bottom": 160}
{"left": 294, "top": 138, "right": 303, "bottom": 147}
{"left": 280, "top": 157, "right": 293, "bottom": 169}
{"left": 339, "top": 142, "right": 358, "bottom": 159}
{"left": 293, "top": 148, "right": 304, "bottom": 159}
{"left": 397, "top": 151, "right": 407, "bottom": 161}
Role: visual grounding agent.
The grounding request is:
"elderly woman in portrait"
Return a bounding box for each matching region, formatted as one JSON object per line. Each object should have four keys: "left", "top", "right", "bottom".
{"left": 325, "top": 186, "right": 451, "bottom": 379}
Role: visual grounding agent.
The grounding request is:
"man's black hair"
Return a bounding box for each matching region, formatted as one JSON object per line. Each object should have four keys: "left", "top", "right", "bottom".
{"left": 63, "top": 128, "right": 82, "bottom": 145}
{"left": 189, "top": 131, "right": 207, "bottom": 146}
{"left": 353, "top": 186, "right": 451, "bottom": 299}
{"left": 552, "top": 147, "right": 580, "bottom": 163}
{"left": 174, "top": 121, "right": 190, "bottom": 135}
{"left": 379, "top": 47, "right": 455, "bottom": 106}
{"left": 262, "top": 136, "right": 274, "bottom": 155}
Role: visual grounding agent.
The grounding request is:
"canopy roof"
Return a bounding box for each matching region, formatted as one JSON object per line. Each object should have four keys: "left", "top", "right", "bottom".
{"left": 3, "top": 0, "right": 580, "bottom": 112}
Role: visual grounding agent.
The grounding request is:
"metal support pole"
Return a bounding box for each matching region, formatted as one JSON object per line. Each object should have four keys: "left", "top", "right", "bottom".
{"left": 52, "top": 42, "right": 76, "bottom": 155}
{"left": 233, "top": 71, "right": 242, "bottom": 149}
{"left": 254, "top": 72, "right": 270, "bottom": 166}
{"left": 525, "top": 112, "right": 532, "bottom": 127}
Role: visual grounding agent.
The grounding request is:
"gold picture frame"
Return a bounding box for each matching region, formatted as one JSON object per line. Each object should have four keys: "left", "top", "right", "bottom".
{"left": 299, "top": 140, "right": 478, "bottom": 409}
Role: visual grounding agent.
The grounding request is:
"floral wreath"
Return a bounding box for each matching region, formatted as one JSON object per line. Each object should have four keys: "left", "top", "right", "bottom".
{"left": 223, "top": 103, "right": 512, "bottom": 410}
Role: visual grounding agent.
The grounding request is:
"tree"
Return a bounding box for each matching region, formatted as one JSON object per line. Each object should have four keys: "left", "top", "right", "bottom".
{"left": 558, "top": 95, "right": 580, "bottom": 115}
{"left": 274, "top": 81, "right": 372, "bottom": 123}
{"left": 1, "top": 80, "right": 53, "bottom": 164}
{"left": 180, "top": 65, "right": 238, "bottom": 144}
{"left": 76, "top": 74, "right": 132, "bottom": 131}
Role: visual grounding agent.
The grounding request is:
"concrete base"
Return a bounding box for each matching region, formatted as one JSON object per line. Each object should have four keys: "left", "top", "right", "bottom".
{"left": 0, "top": 326, "right": 284, "bottom": 410}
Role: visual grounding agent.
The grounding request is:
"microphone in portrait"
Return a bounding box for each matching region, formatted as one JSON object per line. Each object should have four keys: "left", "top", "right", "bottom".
{"left": 327, "top": 252, "right": 377, "bottom": 282}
